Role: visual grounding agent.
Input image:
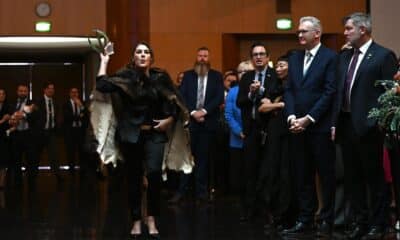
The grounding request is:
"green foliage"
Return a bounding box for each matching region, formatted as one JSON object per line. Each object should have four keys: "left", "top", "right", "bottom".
{"left": 368, "top": 80, "right": 400, "bottom": 134}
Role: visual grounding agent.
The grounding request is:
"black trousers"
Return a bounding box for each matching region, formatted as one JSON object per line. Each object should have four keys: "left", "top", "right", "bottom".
{"left": 64, "top": 127, "right": 86, "bottom": 170}
{"left": 229, "top": 147, "right": 244, "bottom": 195}
{"left": 338, "top": 114, "right": 388, "bottom": 227}
{"left": 10, "top": 130, "right": 37, "bottom": 180}
{"left": 122, "top": 132, "right": 164, "bottom": 221}
{"left": 36, "top": 129, "right": 59, "bottom": 177}
{"left": 241, "top": 123, "right": 263, "bottom": 214}
{"left": 178, "top": 131, "right": 215, "bottom": 198}
{"left": 258, "top": 132, "right": 294, "bottom": 220}
{"left": 291, "top": 131, "right": 336, "bottom": 224}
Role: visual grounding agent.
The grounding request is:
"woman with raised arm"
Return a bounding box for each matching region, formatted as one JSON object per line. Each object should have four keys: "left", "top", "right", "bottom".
{"left": 96, "top": 41, "right": 181, "bottom": 239}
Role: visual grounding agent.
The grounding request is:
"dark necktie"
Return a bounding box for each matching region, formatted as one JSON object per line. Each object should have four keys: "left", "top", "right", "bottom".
{"left": 48, "top": 99, "right": 54, "bottom": 128}
{"left": 258, "top": 72, "right": 263, "bottom": 86}
{"left": 74, "top": 102, "right": 78, "bottom": 117}
{"left": 16, "top": 99, "right": 21, "bottom": 111}
{"left": 343, "top": 49, "right": 361, "bottom": 111}
{"left": 303, "top": 51, "right": 313, "bottom": 76}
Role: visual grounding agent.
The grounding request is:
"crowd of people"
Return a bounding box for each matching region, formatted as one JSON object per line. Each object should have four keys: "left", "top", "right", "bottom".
{"left": 1, "top": 11, "right": 400, "bottom": 240}
{"left": 0, "top": 83, "right": 89, "bottom": 187}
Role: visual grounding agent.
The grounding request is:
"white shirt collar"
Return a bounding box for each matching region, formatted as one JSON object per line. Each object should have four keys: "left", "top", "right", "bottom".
{"left": 358, "top": 39, "right": 373, "bottom": 55}
{"left": 307, "top": 42, "right": 321, "bottom": 57}
{"left": 44, "top": 95, "right": 52, "bottom": 101}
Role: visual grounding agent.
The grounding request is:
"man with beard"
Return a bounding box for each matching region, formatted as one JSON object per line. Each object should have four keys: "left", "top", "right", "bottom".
{"left": 169, "top": 46, "right": 224, "bottom": 204}
{"left": 9, "top": 83, "right": 37, "bottom": 185}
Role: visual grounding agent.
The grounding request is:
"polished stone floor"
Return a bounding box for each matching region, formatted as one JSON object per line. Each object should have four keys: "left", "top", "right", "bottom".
{"left": 1, "top": 169, "right": 400, "bottom": 240}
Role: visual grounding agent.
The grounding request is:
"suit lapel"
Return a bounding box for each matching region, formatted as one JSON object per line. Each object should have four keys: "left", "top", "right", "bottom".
{"left": 193, "top": 71, "right": 199, "bottom": 108}
{"left": 204, "top": 71, "right": 211, "bottom": 104}
{"left": 303, "top": 47, "right": 322, "bottom": 81}
{"left": 352, "top": 42, "right": 375, "bottom": 90}
{"left": 298, "top": 52, "right": 305, "bottom": 84}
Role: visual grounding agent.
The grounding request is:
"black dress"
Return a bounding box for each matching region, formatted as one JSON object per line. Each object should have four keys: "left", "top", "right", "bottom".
{"left": 0, "top": 102, "right": 11, "bottom": 168}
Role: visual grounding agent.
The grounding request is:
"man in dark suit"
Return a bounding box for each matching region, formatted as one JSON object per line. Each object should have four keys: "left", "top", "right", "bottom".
{"left": 9, "top": 83, "right": 37, "bottom": 185}
{"left": 63, "top": 87, "right": 88, "bottom": 173}
{"left": 281, "top": 16, "right": 337, "bottom": 237}
{"left": 169, "top": 46, "right": 224, "bottom": 203}
{"left": 236, "top": 42, "right": 279, "bottom": 221}
{"left": 32, "top": 82, "right": 61, "bottom": 181}
{"left": 332, "top": 12, "right": 398, "bottom": 239}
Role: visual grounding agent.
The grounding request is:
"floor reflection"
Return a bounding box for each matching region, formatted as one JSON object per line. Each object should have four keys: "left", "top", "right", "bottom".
{"left": 0, "top": 170, "right": 400, "bottom": 240}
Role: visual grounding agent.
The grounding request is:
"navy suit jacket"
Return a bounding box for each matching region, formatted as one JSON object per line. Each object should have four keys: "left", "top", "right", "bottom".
{"left": 179, "top": 69, "right": 224, "bottom": 132}
{"left": 284, "top": 45, "right": 337, "bottom": 133}
{"left": 333, "top": 41, "right": 398, "bottom": 137}
{"left": 32, "top": 96, "right": 60, "bottom": 131}
{"left": 236, "top": 67, "right": 279, "bottom": 135}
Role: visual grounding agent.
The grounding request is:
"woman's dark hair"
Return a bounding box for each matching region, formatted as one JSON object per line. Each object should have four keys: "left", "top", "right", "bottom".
{"left": 224, "top": 69, "right": 239, "bottom": 87}
{"left": 276, "top": 55, "right": 288, "bottom": 63}
{"left": 128, "top": 41, "right": 155, "bottom": 67}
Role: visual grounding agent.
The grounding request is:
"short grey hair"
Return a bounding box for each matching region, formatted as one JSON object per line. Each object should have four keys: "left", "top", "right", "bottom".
{"left": 300, "top": 16, "right": 322, "bottom": 34}
{"left": 343, "top": 12, "right": 372, "bottom": 34}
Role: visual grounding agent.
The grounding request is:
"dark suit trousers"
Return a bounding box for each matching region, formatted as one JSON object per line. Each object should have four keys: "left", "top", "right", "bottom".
{"left": 241, "top": 122, "right": 262, "bottom": 213}
{"left": 123, "top": 132, "right": 164, "bottom": 221}
{"left": 37, "top": 129, "right": 59, "bottom": 176}
{"left": 10, "top": 130, "right": 37, "bottom": 181}
{"left": 258, "top": 132, "right": 294, "bottom": 219}
{"left": 229, "top": 147, "right": 244, "bottom": 195}
{"left": 338, "top": 113, "right": 388, "bottom": 227}
{"left": 178, "top": 130, "right": 214, "bottom": 198}
{"left": 291, "top": 131, "right": 335, "bottom": 224}
{"left": 64, "top": 127, "right": 85, "bottom": 170}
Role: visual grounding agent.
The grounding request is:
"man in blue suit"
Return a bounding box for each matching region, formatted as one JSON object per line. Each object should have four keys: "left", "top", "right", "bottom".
{"left": 169, "top": 46, "right": 224, "bottom": 203}
{"left": 332, "top": 13, "right": 398, "bottom": 240}
{"left": 282, "top": 16, "right": 337, "bottom": 237}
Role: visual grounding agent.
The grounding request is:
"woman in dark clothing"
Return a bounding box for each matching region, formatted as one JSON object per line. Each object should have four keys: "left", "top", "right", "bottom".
{"left": 258, "top": 56, "right": 296, "bottom": 229}
{"left": 0, "top": 88, "right": 11, "bottom": 189}
{"left": 96, "top": 42, "right": 178, "bottom": 239}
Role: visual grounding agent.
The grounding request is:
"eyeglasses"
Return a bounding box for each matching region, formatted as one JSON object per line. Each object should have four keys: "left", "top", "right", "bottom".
{"left": 252, "top": 52, "right": 267, "bottom": 57}
{"left": 296, "top": 29, "right": 316, "bottom": 35}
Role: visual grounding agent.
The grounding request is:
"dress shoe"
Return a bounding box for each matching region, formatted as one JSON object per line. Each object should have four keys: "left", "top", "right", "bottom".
{"left": 167, "top": 194, "right": 183, "bottom": 204}
{"left": 281, "top": 221, "right": 313, "bottom": 235}
{"left": 128, "top": 233, "right": 142, "bottom": 239}
{"left": 361, "top": 226, "right": 384, "bottom": 240}
{"left": 149, "top": 233, "right": 161, "bottom": 239}
{"left": 316, "top": 221, "right": 332, "bottom": 237}
{"left": 347, "top": 225, "right": 367, "bottom": 239}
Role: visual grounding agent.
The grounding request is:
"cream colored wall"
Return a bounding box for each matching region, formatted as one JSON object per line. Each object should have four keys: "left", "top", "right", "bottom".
{"left": 371, "top": 0, "right": 400, "bottom": 57}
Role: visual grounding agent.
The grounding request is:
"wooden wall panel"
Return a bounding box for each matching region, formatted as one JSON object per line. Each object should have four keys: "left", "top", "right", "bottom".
{"left": 150, "top": 0, "right": 366, "bottom": 75}
{"left": 150, "top": 33, "right": 222, "bottom": 78}
{"left": 106, "top": 0, "right": 149, "bottom": 72}
{"left": 0, "top": 0, "right": 106, "bottom": 35}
